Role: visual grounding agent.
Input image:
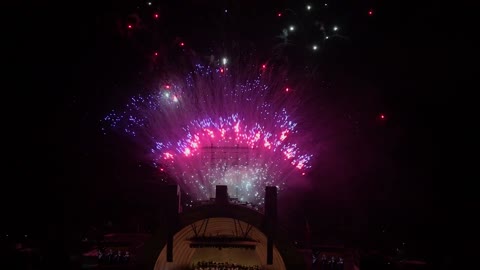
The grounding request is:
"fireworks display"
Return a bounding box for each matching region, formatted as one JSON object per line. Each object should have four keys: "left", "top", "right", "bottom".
{"left": 100, "top": 1, "right": 381, "bottom": 203}
{"left": 8, "top": 0, "right": 436, "bottom": 259}
{"left": 103, "top": 62, "right": 314, "bottom": 203}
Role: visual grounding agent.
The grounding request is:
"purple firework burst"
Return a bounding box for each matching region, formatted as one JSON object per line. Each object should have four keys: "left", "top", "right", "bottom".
{"left": 103, "top": 62, "right": 314, "bottom": 203}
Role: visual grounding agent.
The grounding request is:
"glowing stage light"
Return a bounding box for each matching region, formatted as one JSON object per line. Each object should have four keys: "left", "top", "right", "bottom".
{"left": 312, "top": 45, "right": 318, "bottom": 50}
{"left": 154, "top": 52, "right": 158, "bottom": 56}
{"left": 147, "top": 2, "right": 152, "bottom": 6}
{"left": 222, "top": 57, "right": 228, "bottom": 65}
{"left": 262, "top": 64, "right": 266, "bottom": 69}
{"left": 278, "top": 12, "right": 282, "bottom": 17}
{"left": 307, "top": 5, "right": 312, "bottom": 11}
{"left": 368, "top": 9, "right": 374, "bottom": 16}
{"left": 127, "top": 24, "right": 132, "bottom": 29}
{"left": 289, "top": 25, "right": 295, "bottom": 31}
{"left": 180, "top": 42, "right": 185, "bottom": 47}
{"left": 154, "top": 13, "right": 159, "bottom": 19}
{"left": 333, "top": 26, "right": 338, "bottom": 31}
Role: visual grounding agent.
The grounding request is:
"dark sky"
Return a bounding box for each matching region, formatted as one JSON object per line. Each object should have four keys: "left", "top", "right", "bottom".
{"left": 4, "top": 0, "right": 471, "bottom": 261}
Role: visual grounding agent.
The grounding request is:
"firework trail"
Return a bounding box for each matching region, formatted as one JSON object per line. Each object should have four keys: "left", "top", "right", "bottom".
{"left": 103, "top": 60, "right": 314, "bottom": 204}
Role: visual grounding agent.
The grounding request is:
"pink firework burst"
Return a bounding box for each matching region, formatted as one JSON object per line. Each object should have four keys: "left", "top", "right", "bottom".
{"left": 103, "top": 63, "right": 314, "bottom": 203}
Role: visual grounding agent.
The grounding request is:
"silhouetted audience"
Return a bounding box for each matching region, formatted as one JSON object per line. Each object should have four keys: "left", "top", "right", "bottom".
{"left": 320, "top": 253, "right": 327, "bottom": 269}
{"left": 97, "top": 248, "right": 130, "bottom": 265}
{"left": 336, "top": 257, "right": 344, "bottom": 270}
{"left": 192, "top": 261, "right": 261, "bottom": 270}
{"left": 318, "top": 254, "right": 344, "bottom": 270}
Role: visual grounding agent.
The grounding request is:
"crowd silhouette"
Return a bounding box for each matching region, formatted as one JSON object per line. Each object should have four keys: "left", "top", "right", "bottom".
{"left": 97, "top": 248, "right": 130, "bottom": 265}
{"left": 193, "top": 261, "right": 261, "bottom": 270}
{"left": 318, "top": 254, "right": 344, "bottom": 270}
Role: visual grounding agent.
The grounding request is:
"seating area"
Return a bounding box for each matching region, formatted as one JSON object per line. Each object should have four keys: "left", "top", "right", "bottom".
{"left": 317, "top": 255, "right": 344, "bottom": 270}
{"left": 193, "top": 261, "right": 261, "bottom": 270}
{"left": 97, "top": 249, "right": 130, "bottom": 265}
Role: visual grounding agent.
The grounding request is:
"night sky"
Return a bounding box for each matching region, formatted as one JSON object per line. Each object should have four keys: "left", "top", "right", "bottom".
{"left": 3, "top": 0, "right": 471, "bottom": 265}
